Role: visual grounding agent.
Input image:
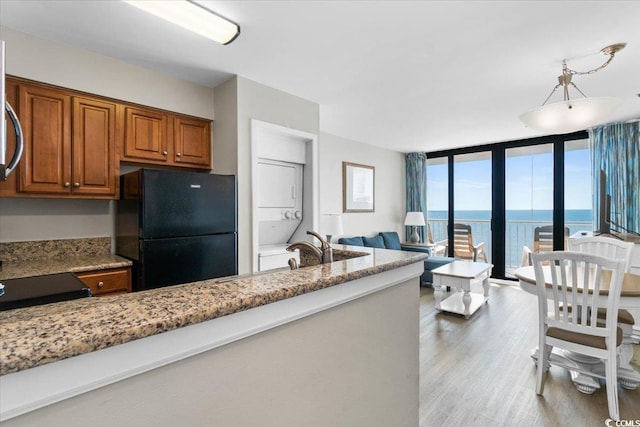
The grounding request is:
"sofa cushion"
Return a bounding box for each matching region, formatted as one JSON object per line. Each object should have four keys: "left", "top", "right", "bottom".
{"left": 338, "top": 236, "right": 364, "bottom": 247}
{"left": 363, "top": 235, "right": 386, "bottom": 249}
{"left": 378, "top": 232, "right": 401, "bottom": 250}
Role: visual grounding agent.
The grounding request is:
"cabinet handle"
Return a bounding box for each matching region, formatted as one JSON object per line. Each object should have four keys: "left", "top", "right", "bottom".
{"left": 73, "top": 182, "right": 80, "bottom": 188}
{"left": 163, "top": 151, "right": 168, "bottom": 155}
{"left": 176, "top": 152, "right": 181, "bottom": 157}
{"left": 64, "top": 182, "right": 71, "bottom": 188}
{"left": 98, "top": 281, "right": 104, "bottom": 288}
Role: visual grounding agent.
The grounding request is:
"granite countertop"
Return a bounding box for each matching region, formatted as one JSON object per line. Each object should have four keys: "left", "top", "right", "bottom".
{"left": 0, "top": 254, "right": 133, "bottom": 281}
{"left": 0, "top": 246, "right": 426, "bottom": 376}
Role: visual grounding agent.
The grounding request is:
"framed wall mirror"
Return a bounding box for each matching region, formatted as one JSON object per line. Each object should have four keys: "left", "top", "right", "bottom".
{"left": 343, "top": 162, "right": 375, "bottom": 213}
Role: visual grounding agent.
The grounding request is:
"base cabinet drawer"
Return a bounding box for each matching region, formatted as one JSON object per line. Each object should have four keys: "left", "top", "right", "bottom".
{"left": 76, "top": 268, "right": 131, "bottom": 297}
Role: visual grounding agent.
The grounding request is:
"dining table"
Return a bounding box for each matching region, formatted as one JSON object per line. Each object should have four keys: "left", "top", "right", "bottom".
{"left": 514, "top": 265, "right": 640, "bottom": 394}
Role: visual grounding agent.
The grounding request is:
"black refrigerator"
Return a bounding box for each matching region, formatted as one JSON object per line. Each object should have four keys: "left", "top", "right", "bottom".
{"left": 116, "top": 169, "right": 237, "bottom": 292}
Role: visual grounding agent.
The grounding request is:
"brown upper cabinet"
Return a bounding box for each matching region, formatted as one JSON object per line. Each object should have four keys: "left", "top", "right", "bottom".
{"left": 72, "top": 96, "right": 118, "bottom": 197}
{"left": 174, "top": 116, "right": 211, "bottom": 167}
{"left": 122, "top": 106, "right": 211, "bottom": 169}
{"left": 15, "top": 82, "right": 117, "bottom": 198}
{"left": 19, "top": 83, "right": 73, "bottom": 195}
{"left": 1, "top": 77, "right": 212, "bottom": 199}
{"left": 123, "top": 106, "right": 170, "bottom": 163}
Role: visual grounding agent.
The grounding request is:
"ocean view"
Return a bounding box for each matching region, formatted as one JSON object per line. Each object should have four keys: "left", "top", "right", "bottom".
{"left": 427, "top": 209, "right": 593, "bottom": 222}
{"left": 426, "top": 210, "right": 594, "bottom": 273}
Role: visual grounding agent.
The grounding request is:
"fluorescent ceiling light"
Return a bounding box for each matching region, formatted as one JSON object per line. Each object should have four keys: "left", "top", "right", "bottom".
{"left": 123, "top": 0, "right": 240, "bottom": 45}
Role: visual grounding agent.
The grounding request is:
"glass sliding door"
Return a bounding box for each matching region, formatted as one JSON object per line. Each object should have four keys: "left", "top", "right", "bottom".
{"left": 453, "top": 152, "right": 492, "bottom": 262}
{"left": 564, "top": 139, "right": 593, "bottom": 238}
{"left": 426, "top": 157, "right": 448, "bottom": 251}
{"left": 504, "top": 144, "right": 554, "bottom": 277}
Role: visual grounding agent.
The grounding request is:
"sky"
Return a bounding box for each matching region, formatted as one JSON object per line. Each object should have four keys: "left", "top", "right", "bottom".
{"left": 427, "top": 145, "right": 593, "bottom": 212}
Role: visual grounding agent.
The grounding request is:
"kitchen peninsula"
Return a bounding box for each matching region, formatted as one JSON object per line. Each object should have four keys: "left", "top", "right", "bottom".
{"left": 0, "top": 245, "right": 426, "bottom": 427}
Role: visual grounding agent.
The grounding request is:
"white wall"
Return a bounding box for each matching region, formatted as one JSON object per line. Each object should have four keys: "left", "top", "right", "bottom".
{"left": 0, "top": 199, "right": 113, "bottom": 243}
{"left": 0, "top": 27, "right": 215, "bottom": 244}
{"left": 212, "top": 77, "right": 238, "bottom": 175}
{"left": 319, "top": 132, "right": 406, "bottom": 239}
{"left": 235, "top": 77, "right": 320, "bottom": 273}
{"left": 1, "top": 27, "right": 214, "bottom": 119}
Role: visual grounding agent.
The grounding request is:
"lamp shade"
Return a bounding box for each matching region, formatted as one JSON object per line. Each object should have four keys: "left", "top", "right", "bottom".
{"left": 519, "top": 97, "right": 621, "bottom": 134}
{"left": 404, "top": 212, "right": 425, "bottom": 226}
{"left": 324, "top": 214, "right": 344, "bottom": 237}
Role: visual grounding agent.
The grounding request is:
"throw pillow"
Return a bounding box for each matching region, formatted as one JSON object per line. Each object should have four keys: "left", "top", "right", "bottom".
{"left": 363, "top": 235, "right": 385, "bottom": 249}
{"left": 338, "top": 236, "right": 364, "bottom": 247}
{"left": 378, "top": 232, "right": 401, "bottom": 250}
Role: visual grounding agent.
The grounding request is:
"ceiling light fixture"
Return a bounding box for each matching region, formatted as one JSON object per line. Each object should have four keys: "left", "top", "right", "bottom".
{"left": 519, "top": 43, "right": 625, "bottom": 134}
{"left": 123, "top": 0, "right": 240, "bottom": 45}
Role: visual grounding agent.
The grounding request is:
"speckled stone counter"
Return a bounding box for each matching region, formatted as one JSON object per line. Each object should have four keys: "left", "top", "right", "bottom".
{"left": 0, "top": 237, "right": 131, "bottom": 281}
{"left": 0, "top": 237, "right": 112, "bottom": 263}
{"left": 0, "top": 254, "right": 132, "bottom": 281}
{"left": 0, "top": 246, "right": 426, "bottom": 376}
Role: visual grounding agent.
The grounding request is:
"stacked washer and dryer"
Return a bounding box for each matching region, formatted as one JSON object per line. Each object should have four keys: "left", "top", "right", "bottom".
{"left": 256, "top": 159, "right": 306, "bottom": 272}
{"left": 253, "top": 121, "right": 316, "bottom": 272}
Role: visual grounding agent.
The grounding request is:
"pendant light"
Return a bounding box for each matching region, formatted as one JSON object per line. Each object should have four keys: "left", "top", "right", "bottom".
{"left": 519, "top": 44, "right": 625, "bottom": 134}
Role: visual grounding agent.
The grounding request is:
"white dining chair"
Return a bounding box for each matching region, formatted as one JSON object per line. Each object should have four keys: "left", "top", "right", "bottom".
{"left": 568, "top": 236, "right": 637, "bottom": 345}
{"left": 568, "top": 236, "right": 634, "bottom": 272}
{"left": 531, "top": 251, "right": 626, "bottom": 421}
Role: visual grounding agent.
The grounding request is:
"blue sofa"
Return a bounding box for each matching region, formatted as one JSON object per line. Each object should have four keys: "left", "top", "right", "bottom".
{"left": 338, "top": 232, "right": 454, "bottom": 287}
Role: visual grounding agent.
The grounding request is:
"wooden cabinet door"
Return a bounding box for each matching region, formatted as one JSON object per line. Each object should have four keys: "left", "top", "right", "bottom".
{"left": 72, "top": 97, "right": 117, "bottom": 197}
{"left": 173, "top": 116, "right": 211, "bottom": 168}
{"left": 0, "top": 79, "right": 19, "bottom": 197}
{"left": 19, "top": 84, "right": 71, "bottom": 194}
{"left": 123, "top": 106, "right": 169, "bottom": 163}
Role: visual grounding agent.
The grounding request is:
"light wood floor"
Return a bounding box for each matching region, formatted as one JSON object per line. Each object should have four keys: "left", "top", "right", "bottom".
{"left": 419, "top": 283, "right": 640, "bottom": 427}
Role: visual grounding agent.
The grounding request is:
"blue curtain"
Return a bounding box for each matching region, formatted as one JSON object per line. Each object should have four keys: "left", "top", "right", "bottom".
{"left": 589, "top": 121, "right": 640, "bottom": 235}
{"left": 405, "top": 153, "right": 428, "bottom": 242}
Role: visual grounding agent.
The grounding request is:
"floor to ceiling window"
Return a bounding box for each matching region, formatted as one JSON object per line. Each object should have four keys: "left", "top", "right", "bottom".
{"left": 505, "top": 144, "right": 553, "bottom": 277}
{"left": 454, "top": 152, "right": 492, "bottom": 263}
{"left": 564, "top": 138, "right": 593, "bottom": 237}
{"left": 426, "top": 131, "right": 588, "bottom": 280}
{"left": 426, "top": 157, "right": 448, "bottom": 244}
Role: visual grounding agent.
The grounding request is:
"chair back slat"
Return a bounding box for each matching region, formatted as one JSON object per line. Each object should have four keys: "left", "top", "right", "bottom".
{"left": 590, "top": 264, "right": 603, "bottom": 326}
{"left": 569, "top": 260, "right": 579, "bottom": 324}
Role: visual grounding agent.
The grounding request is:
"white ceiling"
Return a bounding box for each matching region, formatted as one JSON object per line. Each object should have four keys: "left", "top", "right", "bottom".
{"left": 1, "top": 1, "right": 639, "bottom": 153}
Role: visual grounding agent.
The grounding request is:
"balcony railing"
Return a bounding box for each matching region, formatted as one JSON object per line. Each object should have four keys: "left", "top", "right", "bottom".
{"left": 428, "top": 219, "right": 593, "bottom": 277}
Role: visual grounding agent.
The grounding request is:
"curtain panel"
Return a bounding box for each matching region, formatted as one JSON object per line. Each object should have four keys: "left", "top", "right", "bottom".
{"left": 589, "top": 121, "right": 640, "bottom": 235}
{"left": 405, "top": 153, "right": 428, "bottom": 242}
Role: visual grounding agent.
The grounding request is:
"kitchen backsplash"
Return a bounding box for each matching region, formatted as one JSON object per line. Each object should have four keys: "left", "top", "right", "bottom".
{"left": 0, "top": 237, "right": 111, "bottom": 262}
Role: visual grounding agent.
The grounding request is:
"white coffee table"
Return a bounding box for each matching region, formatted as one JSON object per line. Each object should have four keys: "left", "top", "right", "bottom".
{"left": 432, "top": 260, "right": 493, "bottom": 319}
